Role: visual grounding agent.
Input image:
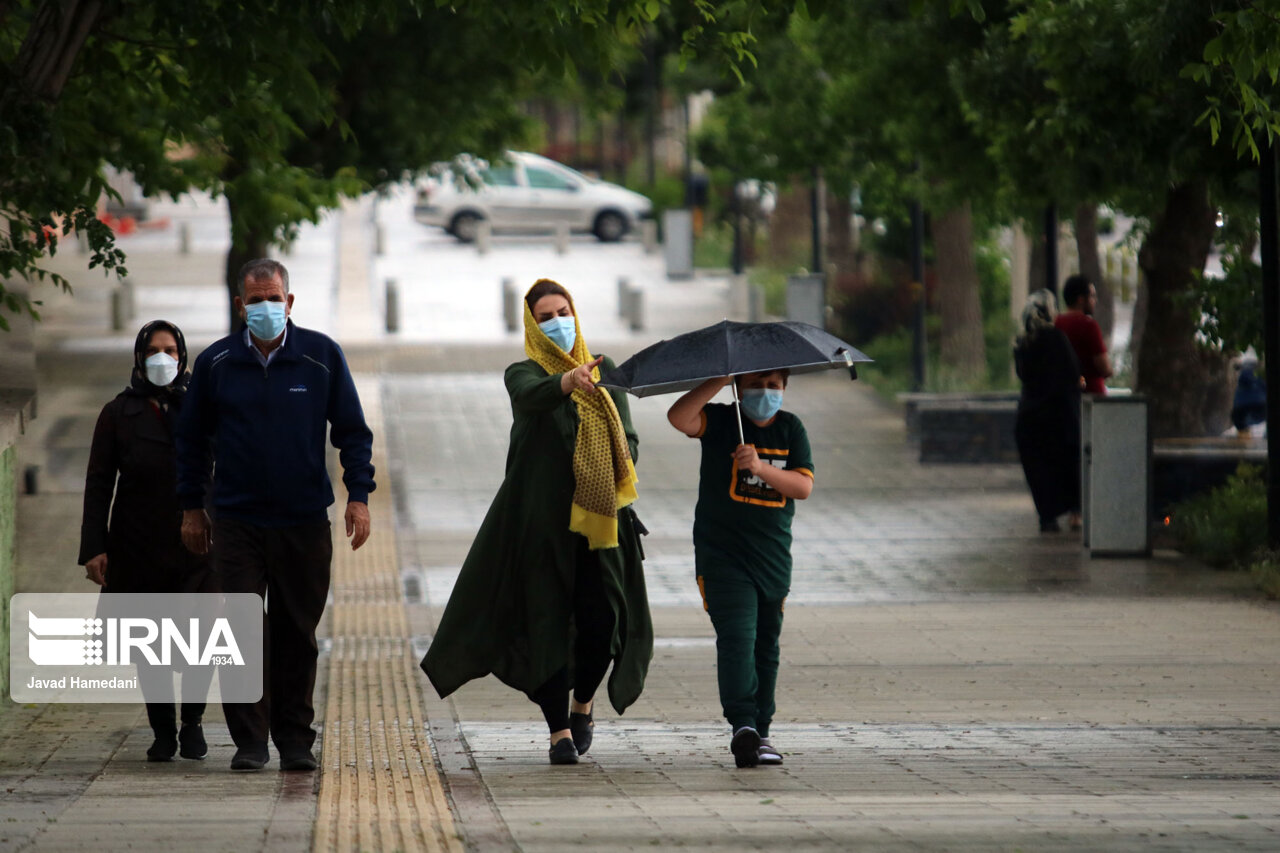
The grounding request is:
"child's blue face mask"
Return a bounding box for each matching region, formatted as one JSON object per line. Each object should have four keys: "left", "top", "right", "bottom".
{"left": 740, "top": 388, "right": 783, "bottom": 421}
{"left": 539, "top": 315, "right": 577, "bottom": 352}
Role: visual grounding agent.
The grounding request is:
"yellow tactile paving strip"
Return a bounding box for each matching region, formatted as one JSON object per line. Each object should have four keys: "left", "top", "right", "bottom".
{"left": 313, "top": 379, "right": 462, "bottom": 853}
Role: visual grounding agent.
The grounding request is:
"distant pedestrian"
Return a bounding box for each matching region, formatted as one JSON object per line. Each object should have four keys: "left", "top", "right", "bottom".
{"left": 1055, "top": 274, "right": 1113, "bottom": 396}
{"left": 422, "top": 278, "right": 652, "bottom": 766}
{"left": 1231, "top": 357, "right": 1266, "bottom": 435}
{"left": 176, "top": 258, "right": 375, "bottom": 773}
{"left": 79, "top": 320, "right": 217, "bottom": 762}
{"left": 1015, "top": 290, "right": 1083, "bottom": 534}
{"left": 667, "top": 370, "right": 814, "bottom": 768}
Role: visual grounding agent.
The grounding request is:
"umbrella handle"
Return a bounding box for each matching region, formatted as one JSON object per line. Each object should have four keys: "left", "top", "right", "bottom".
{"left": 730, "top": 379, "right": 745, "bottom": 445}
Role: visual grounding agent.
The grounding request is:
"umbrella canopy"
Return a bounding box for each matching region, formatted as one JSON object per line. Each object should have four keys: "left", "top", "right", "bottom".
{"left": 597, "top": 320, "right": 873, "bottom": 397}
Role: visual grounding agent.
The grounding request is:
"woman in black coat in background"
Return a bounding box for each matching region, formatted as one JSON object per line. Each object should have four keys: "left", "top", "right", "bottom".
{"left": 79, "top": 320, "right": 218, "bottom": 761}
{"left": 1014, "top": 290, "right": 1083, "bottom": 534}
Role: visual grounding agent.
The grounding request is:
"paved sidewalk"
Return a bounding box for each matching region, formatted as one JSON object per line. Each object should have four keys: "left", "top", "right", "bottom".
{"left": 3, "top": 191, "right": 1279, "bottom": 852}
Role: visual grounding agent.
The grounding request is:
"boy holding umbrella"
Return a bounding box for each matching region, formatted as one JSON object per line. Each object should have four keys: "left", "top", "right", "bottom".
{"left": 667, "top": 370, "right": 814, "bottom": 768}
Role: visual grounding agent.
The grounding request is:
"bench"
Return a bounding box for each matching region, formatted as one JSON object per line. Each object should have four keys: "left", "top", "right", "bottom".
{"left": 897, "top": 391, "right": 1019, "bottom": 442}
{"left": 1151, "top": 437, "right": 1266, "bottom": 515}
{"left": 917, "top": 399, "right": 1020, "bottom": 465}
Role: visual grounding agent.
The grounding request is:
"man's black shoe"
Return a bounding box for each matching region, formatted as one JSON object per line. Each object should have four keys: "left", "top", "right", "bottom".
{"left": 146, "top": 733, "right": 178, "bottom": 762}
{"left": 279, "top": 749, "right": 318, "bottom": 772}
{"left": 178, "top": 724, "right": 207, "bottom": 760}
{"left": 230, "top": 746, "right": 270, "bottom": 772}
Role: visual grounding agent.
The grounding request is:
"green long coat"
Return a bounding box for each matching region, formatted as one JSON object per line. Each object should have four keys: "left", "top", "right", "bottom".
{"left": 421, "top": 357, "right": 653, "bottom": 714}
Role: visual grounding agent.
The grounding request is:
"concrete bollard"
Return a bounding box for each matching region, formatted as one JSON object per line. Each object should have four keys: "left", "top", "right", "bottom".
{"left": 385, "top": 278, "right": 399, "bottom": 333}
{"left": 748, "top": 283, "right": 765, "bottom": 323}
{"left": 119, "top": 279, "right": 136, "bottom": 320}
{"left": 77, "top": 229, "right": 89, "bottom": 255}
{"left": 110, "top": 287, "right": 125, "bottom": 331}
{"left": 554, "top": 222, "right": 570, "bottom": 255}
{"left": 729, "top": 273, "right": 748, "bottom": 319}
{"left": 502, "top": 277, "right": 519, "bottom": 332}
{"left": 642, "top": 219, "right": 658, "bottom": 254}
{"left": 617, "top": 276, "right": 631, "bottom": 317}
{"left": 626, "top": 284, "right": 645, "bottom": 331}
{"left": 476, "top": 220, "right": 492, "bottom": 256}
{"left": 23, "top": 465, "right": 38, "bottom": 495}
{"left": 179, "top": 222, "right": 191, "bottom": 255}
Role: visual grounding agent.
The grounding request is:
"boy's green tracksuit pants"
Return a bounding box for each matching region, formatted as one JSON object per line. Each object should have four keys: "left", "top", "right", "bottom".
{"left": 698, "top": 573, "right": 785, "bottom": 736}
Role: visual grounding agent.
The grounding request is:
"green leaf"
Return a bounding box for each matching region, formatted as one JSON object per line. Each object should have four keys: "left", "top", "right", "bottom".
{"left": 1203, "top": 36, "right": 1224, "bottom": 64}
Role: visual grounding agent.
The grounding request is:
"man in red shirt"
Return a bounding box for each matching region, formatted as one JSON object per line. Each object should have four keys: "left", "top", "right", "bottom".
{"left": 1054, "top": 275, "right": 1113, "bottom": 395}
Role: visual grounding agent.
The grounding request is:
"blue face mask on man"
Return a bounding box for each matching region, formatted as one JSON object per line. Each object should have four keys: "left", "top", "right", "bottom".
{"left": 740, "top": 388, "right": 784, "bottom": 422}
{"left": 245, "top": 300, "right": 287, "bottom": 341}
{"left": 539, "top": 315, "right": 577, "bottom": 353}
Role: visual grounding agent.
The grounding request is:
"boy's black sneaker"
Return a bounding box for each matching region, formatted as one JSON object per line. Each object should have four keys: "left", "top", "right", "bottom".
{"left": 178, "top": 724, "right": 207, "bottom": 760}
{"left": 731, "top": 726, "right": 761, "bottom": 768}
{"left": 548, "top": 737, "right": 579, "bottom": 765}
{"left": 758, "top": 738, "right": 783, "bottom": 765}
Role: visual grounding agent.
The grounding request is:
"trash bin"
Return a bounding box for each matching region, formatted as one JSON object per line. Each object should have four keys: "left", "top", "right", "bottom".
{"left": 1082, "top": 396, "right": 1151, "bottom": 556}
{"left": 663, "top": 209, "right": 694, "bottom": 279}
{"left": 786, "top": 273, "right": 825, "bottom": 328}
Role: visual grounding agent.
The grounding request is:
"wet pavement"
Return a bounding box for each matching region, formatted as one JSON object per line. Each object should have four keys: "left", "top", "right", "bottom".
{"left": 3, "top": 188, "right": 1279, "bottom": 851}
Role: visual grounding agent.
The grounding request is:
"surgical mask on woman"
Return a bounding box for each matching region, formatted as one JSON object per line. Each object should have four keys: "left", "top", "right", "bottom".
{"left": 539, "top": 315, "right": 577, "bottom": 353}
{"left": 143, "top": 352, "right": 179, "bottom": 387}
{"left": 245, "top": 301, "right": 287, "bottom": 341}
{"left": 740, "top": 388, "right": 783, "bottom": 422}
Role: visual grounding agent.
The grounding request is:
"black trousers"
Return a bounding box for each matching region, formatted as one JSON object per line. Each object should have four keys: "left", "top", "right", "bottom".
{"left": 214, "top": 517, "right": 332, "bottom": 753}
{"left": 103, "top": 557, "right": 221, "bottom": 738}
{"left": 527, "top": 544, "right": 616, "bottom": 733}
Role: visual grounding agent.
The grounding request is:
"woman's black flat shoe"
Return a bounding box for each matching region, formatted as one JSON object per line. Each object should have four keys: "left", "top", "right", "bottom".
{"left": 549, "top": 737, "right": 579, "bottom": 765}
{"left": 569, "top": 710, "right": 594, "bottom": 755}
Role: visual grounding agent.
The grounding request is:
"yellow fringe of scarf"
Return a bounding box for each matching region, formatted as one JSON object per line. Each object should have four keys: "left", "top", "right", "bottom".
{"left": 524, "top": 280, "right": 638, "bottom": 550}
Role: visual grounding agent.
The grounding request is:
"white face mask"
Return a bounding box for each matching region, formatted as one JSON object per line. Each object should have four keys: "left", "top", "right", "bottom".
{"left": 144, "top": 352, "right": 179, "bottom": 387}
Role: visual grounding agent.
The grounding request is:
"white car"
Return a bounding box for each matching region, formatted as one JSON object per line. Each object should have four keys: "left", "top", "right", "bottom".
{"left": 414, "top": 151, "right": 652, "bottom": 243}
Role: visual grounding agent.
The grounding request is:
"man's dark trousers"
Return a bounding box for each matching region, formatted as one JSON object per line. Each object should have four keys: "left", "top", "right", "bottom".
{"left": 216, "top": 517, "right": 332, "bottom": 754}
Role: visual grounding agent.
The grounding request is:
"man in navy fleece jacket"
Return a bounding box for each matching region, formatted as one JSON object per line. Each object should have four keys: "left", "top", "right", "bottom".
{"left": 176, "top": 258, "right": 375, "bottom": 773}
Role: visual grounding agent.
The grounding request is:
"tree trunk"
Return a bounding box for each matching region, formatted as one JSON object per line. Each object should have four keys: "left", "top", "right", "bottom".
{"left": 224, "top": 194, "right": 269, "bottom": 334}
{"left": 1028, "top": 228, "right": 1046, "bottom": 297}
{"left": 932, "top": 201, "right": 986, "bottom": 384}
{"left": 1134, "top": 182, "right": 1222, "bottom": 438}
{"left": 826, "top": 192, "right": 854, "bottom": 274}
{"left": 1074, "top": 203, "right": 1112, "bottom": 342}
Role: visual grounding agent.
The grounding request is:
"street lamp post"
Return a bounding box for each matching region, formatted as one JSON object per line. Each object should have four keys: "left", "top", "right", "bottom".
{"left": 1044, "top": 204, "right": 1059, "bottom": 294}
{"left": 910, "top": 196, "right": 926, "bottom": 392}
{"left": 1260, "top": 142, "right": 1280, "bottom": 546}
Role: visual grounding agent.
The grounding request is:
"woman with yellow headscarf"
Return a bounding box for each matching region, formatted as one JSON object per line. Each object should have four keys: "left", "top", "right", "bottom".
{"left": 421, "top": 279, "right": 653, "bottom": 765}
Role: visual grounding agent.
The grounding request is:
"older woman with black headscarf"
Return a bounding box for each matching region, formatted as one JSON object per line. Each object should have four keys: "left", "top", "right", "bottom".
{"left": 1014, "top": 290, "right": 1084, "bottom": 533}
{"left": 79, "top": 320, "right": 218, "bottom": 761}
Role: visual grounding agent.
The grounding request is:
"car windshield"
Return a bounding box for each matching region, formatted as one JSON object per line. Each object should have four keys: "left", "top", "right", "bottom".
{"left": 529, "top": 157, "right": 598, "bottom": 185}
{"left": 481, "top": 165, "right": 518, "bottom": 187}
{"left": 526, "top": 166, "right": 578, "bottom": 191}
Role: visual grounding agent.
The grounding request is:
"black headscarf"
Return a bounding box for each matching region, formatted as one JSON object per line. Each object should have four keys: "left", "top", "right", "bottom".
{"left": 126, "top": 319, "right": 190, "bottom": 407}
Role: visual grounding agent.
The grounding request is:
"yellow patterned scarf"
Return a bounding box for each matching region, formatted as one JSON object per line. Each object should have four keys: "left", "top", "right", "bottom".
{"left": 524, "top": 281, "right": 638, "bottom": 549}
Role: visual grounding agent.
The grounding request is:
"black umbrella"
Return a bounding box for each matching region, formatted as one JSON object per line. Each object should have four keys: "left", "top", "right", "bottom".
{"left": 597, "top": 319, "right": 873, "bottom": 442}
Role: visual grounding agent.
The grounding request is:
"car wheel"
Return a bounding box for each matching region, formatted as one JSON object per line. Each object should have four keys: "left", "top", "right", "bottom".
{"left": 593, "top": 211, "right": 628, "bottom": 242}
{"left": 450, "top": 212, "right": 484, "bottom": 244}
